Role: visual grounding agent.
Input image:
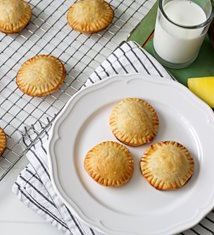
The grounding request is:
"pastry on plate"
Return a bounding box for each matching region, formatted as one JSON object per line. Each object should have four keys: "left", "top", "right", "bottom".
{"left": 140, "top": 141, "right": 194, "bottom": 190}
{"left": 84, "top": 141, "right": 134, "bottom": 187}
{"left": 67, "top": 0, "right": 114, "bottom": 33}
{"left": 0, "top": 128, "right": 7, "bottom": 156}
{"left": 16, "top": 55, "right": 66, "bottom": 97}
{"left": 109, "top": 98, "right": 159, "bottom": 146}
{"left": 0, "top": 0, "right": 32, "bottom": 34}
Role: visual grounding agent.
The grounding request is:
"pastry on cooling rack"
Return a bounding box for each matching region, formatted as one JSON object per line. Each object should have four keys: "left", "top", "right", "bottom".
{"left": 140, "top": 141, "right": 194, "bottom": 191}
{"left": 0, "top": 128, "right": 7, "bottom": 156}
{"left": 109, "top": 98, "right": 159, "bottom": 146}
{"left": 67, "top": 0, "right": 114, "bottom": 33}
{"left": 84, "top": 141, "right": 134, "bottom": 187}
{"left": 16, "top": 55, "right": 66, "bottom": 97}
{"left": 0, "top": 0, "right": 31, "bottom": 34}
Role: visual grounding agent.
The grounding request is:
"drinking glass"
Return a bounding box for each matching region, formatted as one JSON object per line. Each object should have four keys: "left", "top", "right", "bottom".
{"left": 153, "top": 0, "right": 214, "bottom": 69}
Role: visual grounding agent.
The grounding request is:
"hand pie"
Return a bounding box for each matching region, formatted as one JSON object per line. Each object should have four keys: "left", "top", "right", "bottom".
{"left": 0, "top": 128, "right": 7, "bottom": 156}
{"left": 109, "top": 98, "right": 159, "bottom": 146}
{"left": 16, "top": 55, "right": 66, "bottom": 97}
{"left": 84, "top": 141, "right": 134, "bottom": 187}
{"left": 0, "top": 0, "right": 31, "bottom": 34}
{"left": 140, "top": 141, "right": 194, "bottom": 190}
{"left": 67, "top": 0, "right": 114, "bottom": 33}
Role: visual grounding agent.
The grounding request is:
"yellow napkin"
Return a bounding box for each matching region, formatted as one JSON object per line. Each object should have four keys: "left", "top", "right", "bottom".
{"left": 188, "top": 77, "right": 214, "bottom": 108}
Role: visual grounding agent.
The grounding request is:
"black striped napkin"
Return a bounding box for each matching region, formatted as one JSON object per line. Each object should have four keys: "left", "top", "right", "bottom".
{"left": 12, "top": 41, "right": 214, "bottom": 235}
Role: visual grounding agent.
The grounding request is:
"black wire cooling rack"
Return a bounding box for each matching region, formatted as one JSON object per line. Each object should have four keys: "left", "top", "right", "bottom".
{"left": 0, "top": 0, "right": 155, "bottom": 180}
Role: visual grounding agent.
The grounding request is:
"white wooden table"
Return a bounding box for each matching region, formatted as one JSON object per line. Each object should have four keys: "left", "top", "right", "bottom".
{"left": 0, "top": 157, "right": 62, "bottom": 235}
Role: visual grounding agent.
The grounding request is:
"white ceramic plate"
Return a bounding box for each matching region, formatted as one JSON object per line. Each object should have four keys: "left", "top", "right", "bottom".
{"left": 48, "top": 74, "right": 214, "bottom": 235}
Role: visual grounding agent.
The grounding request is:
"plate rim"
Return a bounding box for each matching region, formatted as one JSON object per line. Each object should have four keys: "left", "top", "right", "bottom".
{"left": 48, "top": 73, "right": 214, "bottom": 235}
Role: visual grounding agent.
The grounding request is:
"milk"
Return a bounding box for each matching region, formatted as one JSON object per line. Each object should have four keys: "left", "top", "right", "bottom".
{"left": 153, "top": 0, "right": 207, "bottom": 65}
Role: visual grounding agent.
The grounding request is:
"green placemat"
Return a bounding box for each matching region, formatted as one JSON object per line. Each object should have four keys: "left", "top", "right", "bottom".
{"left": 128, "top": 1, "right": 214, "bottom": 86}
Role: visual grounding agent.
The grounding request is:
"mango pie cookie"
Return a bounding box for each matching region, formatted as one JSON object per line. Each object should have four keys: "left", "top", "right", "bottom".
{"left": 84, "top": 141, "right": 134, "bottom": 187}
{"left": 140, "top": 141, "right": 194, "bottom": 191}
{"left": 109, "top": 98, "right": 159, "bottom": 146}
{"left": 0, "top": 0, "right": 31, "bottom": 34}
{"left": 67, "top": 0, "right": 114, "bottom": 33}
{"left": 16, "top": 55, "right": 66, "bottom": 97}
{"left": 0, "top": 128, "right": 7, "bottom": 156}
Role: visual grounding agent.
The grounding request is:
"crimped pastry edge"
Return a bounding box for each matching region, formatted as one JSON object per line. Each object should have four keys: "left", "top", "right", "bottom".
{"left": 109, "top": 98, "right": 159, "bottom": 146}
{"left": 84, "top": 141, "right": 134, "bottom": 187}
{"left": 0, "top": 1, "right": 32, "bottom": 34}
{"left": 140, "top": 141, "right": 194, "bottom": 190}
{"left": 67, "top": 0, "right": 114, "bottom": 33}
{"left": 16, "top": 54, "right": 66, "bottom": 97}
{"left": 0, "top": 128, "right": 7, "bottom": 156}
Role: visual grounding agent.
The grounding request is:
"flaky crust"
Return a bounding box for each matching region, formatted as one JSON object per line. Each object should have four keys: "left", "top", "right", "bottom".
{"left": 140, "top": 141, "right": 194, "bottom": 190}
{"left": 109, "top": 98, "right": 159, "bottom": 146}
{"left": 84, "top": 141, "right": 134, "bottom": 187}
{"left": 0, "top": 128, "right": 7, "bottom": 156}
{"left": 16, "top": 54, "right": 66, "bottom": 97}
{"left": 0, "top": 0, "right": 31, "bottom": 34}
{"left": 67, "top": 0, "right": 114, "bottom": 33}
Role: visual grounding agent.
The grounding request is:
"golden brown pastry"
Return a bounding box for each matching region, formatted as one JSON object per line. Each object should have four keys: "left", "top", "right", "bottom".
{"left": 67, "top": 0, "right": 114, "bottom": 33}
{"left": 109, "top": 98, "right": 159, "bottom": 146}
{"left": 16, "top": 55, "right": 66, "bottom": 97}
{"left": 84, "top": 141, "right": 134, "bottom": 187}
{"left": 140, "top": 141, "right": 194, "bottom": 190}
{"left": 0, "top": 0, "right": 32, "bottom": 34}
{"left": 0, "top": 128, "right": 7, "bottom": 156}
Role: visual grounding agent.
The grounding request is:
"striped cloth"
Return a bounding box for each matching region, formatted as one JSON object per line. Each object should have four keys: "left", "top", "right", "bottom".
{"left": 12, "top": 41, "right": 214, "bottom": 235}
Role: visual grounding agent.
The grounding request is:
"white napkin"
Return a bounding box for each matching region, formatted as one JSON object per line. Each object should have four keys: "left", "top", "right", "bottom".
{"left": 12, "top": 41, "right": 214, "bottom": 235}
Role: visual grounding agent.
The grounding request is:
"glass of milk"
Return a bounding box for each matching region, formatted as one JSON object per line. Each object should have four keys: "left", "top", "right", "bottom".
{"left": 153, "top": 0, "right": 214, "bottom": 69}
